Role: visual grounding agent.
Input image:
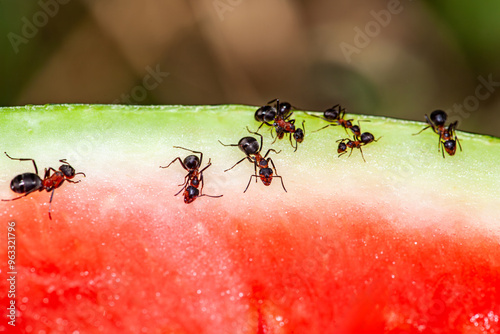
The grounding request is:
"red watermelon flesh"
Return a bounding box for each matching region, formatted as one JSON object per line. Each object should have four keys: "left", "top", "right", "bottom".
{"left": 0, "top": 104, "right": 499, "bottom": 334}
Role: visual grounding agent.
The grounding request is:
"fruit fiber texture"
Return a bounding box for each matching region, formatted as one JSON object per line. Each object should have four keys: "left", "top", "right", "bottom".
{"left": 0, "top": 104, "right": 499, "bottom": 334}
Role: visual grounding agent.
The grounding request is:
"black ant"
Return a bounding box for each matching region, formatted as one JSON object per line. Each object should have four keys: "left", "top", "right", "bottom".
{"left": 160, "top": 147, "right": 222, "bottom": 204}
{"left": 2, "top": 152, "right": 86, "bottom": 220}
{"left": 311, "top": 104, "right": 362, "bottom": 136}
{"left": 337, "top": 132, "right": 380, "bottom": 162}
{"left": 414, "top": 109, "right": 462, "bottom": 157}
{"left": 219, "top": 127, "right": 287, "bottom": 193}
{"left": 254, "top": 99, "right": 305, "bottom": 152}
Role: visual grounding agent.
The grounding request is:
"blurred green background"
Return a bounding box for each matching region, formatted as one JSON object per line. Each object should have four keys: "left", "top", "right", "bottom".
{"left": 1, "top": 0, "right": 499, "bottom": 136}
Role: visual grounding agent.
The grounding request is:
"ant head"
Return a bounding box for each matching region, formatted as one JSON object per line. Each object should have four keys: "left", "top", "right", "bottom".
{"left": 293, "top": 128, "right": 305, "bottom": 143}
{"left": 259, "top": 168, "right": 273, "bottom": 186}
{"left": 337, "top": 141, "right": 347, "bottom": 154}
{"left": 443, "top": 139, "right": 456, "bottom": 155}
{"left": 255, "top": 105, "right": 276, "bottom": 123}
{"left": 184, "top": 186, "right": 199, "bottom": 204}
{"left": 183, "top": 155, "right": 200, "bottom": 170}
{"left": 59, "top": 164, "right": 76, "bottom": 178}
{"left": 350, "top": 125, "right": 361, "bottom": 137}
{"left": 430, "top": 110, "right": 447, "bottom": 126}
{"left": 360, "top": 132, "right": 375, "bottom": 144}
{"left": 324, "top": 105, "right": 342, "bottom": 120}
{"left": 238, "top": 136, "right": 260, "bottom": 155}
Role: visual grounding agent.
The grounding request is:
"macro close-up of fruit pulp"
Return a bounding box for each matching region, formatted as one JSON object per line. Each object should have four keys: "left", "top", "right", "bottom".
{"left": 1, "top": 104, "right": 499, "bottom": 334}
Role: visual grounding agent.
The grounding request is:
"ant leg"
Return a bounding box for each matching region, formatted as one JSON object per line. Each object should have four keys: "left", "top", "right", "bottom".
{"left": 342, "top": 125, "right": 350, "bottom": 136}
{"left": 177, "top": 173, "right": 190, "bottom": 187}
{"left": 253, "top": 161, "right": 258, "bottom": 183}
{"left": 456, "top": 136, "right": 463, "bottom": 152}
{"left": 198, "top": 173, "right": 223, "bottom": 198}
{"left": 257, "top": 122, "right": 265, "bottom": 133}
{"left": 199, "top": 158, "right": 212, "bottom": 174}
{"left": 427, "top": 114, "right": 440, "bottom": 135}
{"left": 338, "top": 151, "right": 348, "bottom": 158}
{"left": 305, "top": 112, "right": 330, "bottom": 122}
{"left": 414, "top": 115, "right": 436, "bottom": 135}
{"left": 269, "top": 127, "right": 275, "bottom": 139}
{"left": 199, "top": 193, "right": 223, "bottom": 199}
{"left": 58, "top": 159, "right": 76, "bottom": 167}
{"left": 413, "top": 125, "right": 431, "bottom": 136}
{"left": 267, "top": 157, "right": 280, "bottom": 176}
{"left": 339, "top": 109, "right": 346, "bottom": 120}
{"left": 224, "top": 156, "right": 252, "bottom": 172}
{"left": 2, "top": 189, "right": 40, "bottom": 202}
{"left": 312, "top": 124, "right": 335, "bottom": 133}
{"left": 66, "top": 171, "right": 86, "bottom": 183}
{"left": 160, "top": 157, "right": 186, "bottom": 170}
{"left": 198, "top": 159, "right": 212, "bottom": 191}
{"left": 272, "top": 175, "right": 287, "bottom": 193}
{"left": 288, "top": 133, "right": 296, "bottom": 150}
{"left": 4, "top": 152, "right": 39, "bottom": 175}
{"left": 263, "top": 149, "right": 281, "bottom": 159}
{"left": 48, "top": 188, "right": 56, "bottom": 220}
{"left": 199, "top": 172, "right": 205, "bottom": 194}
{"left": 255, "top": 122, "right": 265, "bottom": 133}
{"left": 173, "top": 146, "right": 203, "bottom": 166}
{"left": 45, "top": 167, "right": 59, "bottom": 179}
{"left": 246, "top": 126, "right": 264, "bottom": 141}
{"left": 449, "top": 122, "right": 463, "bottom": 152}
{"left": 174, "top": 182, "right": 188, "bottom": 196}
{"left": 270, "top": 132, "right": 280, "bottom": 145}
{"left": 219, "top": 140, "right": 241, "bottom": 147}
{"left": 359, "top": 147, "right": 366, "bottom": 163}
{"left": 243, "top": 175, "right": 259, "bottom": 193}
{"left": 347, "top": 147, "right": 355, "bottom": 158}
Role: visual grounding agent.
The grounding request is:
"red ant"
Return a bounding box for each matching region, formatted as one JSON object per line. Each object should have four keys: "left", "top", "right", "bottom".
{"left": 219, "top": 127, "right": 287, "bottom": 193}
{"left": 337, "top": 132, "right": 380, "bottom": 162}
{"left": 311, "top": 104, "right": 362, "bottom": 136}
{"left": 2, "top": 152, "right": 86, "bottom": 220}
{"left": 414, "top": 110, "right": 462, "bottom": 157}
{"left": 160, "top": 147, "right": 222, "bottom": 204}
{"left": 254, "top": 99, "right": 305, "bottom": 152}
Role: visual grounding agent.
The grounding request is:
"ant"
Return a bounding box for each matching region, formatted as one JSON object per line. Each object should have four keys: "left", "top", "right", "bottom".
{"left": 2, "top": 152, "right": 86, "bottom": 220}
{"left": 160, "top": 147, "right": 222, "bottom": 204}
{"left": 414, "top": 109, "right": 462, "bottom": 157}
{"left": 310, "top": 104, "right": 362, "bottom": 136}
{"left": 219, "top": 127, "right": 287, "bottom": 193}
{"left": 337, "top": 132, "right": 380, "bottom": 162}
{"left": 254, "top": 99, "right": 305, "bottom": 152}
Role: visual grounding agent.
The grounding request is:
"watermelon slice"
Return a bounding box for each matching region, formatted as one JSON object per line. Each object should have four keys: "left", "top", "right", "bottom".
{"left": 0, "top": 104, "right": 499, "bottom": 333}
